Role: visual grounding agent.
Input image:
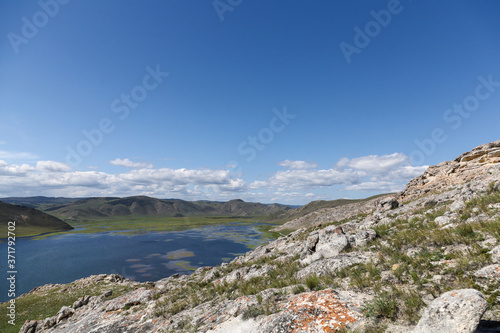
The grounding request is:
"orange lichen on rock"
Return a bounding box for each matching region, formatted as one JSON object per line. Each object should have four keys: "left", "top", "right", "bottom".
{"left": 263, "top": 289, "right": 360, "bottom": 332}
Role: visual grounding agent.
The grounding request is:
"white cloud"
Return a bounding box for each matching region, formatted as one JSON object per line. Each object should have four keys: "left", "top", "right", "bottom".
{"left": 0, "top": 152, "right": 428, "bottom": 204}
{"left": 337, "top": 153, "right": 409, "bottom": 174}
{"left": 345, "top": 181, "right": 405, "bottom": 192}
{"left": 110, "top": 158, "right": 153, "bottom": 169}
{"left": 253, "top": 153, "right": 427, "bottom": 195}
{"left": 0, "top": 150, "right": 38, "bottom": 160}
{"left": 253, "top": 168, "right": 364, "bottom": 190}
{"left": 0, "top": 160, "right": 35, "bottom": 175}
{"left": 278, "top": 160, "right": 318, "bottom": 170}
{"left": 0, "top": 160, "right": 246, "bottom": 198}
{"left": 36, "top": 161, "right": 71, "bottom": 172}
{"left": 389, "top": 165, "right": 428, "bottom": 180}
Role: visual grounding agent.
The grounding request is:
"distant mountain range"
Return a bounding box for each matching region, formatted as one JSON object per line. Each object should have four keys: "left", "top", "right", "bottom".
{"left": 1, "top": 196, "right": 293, "bottom": 221}
{"left": 0, "top": 195, "right": 391, "bottom": 236}
{"left": 0, "top": 196, "right": 81, "bottom": 209}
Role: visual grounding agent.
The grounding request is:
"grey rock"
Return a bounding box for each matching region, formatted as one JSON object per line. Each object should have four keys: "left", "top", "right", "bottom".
{"left": 72, "top": 295, "right": 90, "bottom": 309}
{"left": 488, "top": 203, "right": 500, "bottom": 210}
{"left": 301, "top": 225, "right": 348, "bottom": 265}
{"left": 474, "top": 264, "right": 500, "bottom": 280}
{"left": 296, "top": 253, "right": 369, "bottom": 279}
{"left": 379, "top": 196, "right": 400, "bottom": 211}
{"left": 217, "top": 264, "right": 272, "bottom": 284}
{"left": 301, "top": 232, "right": 319, "bottom": 257}
{"left": 104, "top": 287, "right": 155, "bottom": 311}
{"left": 42, "top": 316, "right": 57, "bottom": 329}
{"left": 347, "top": 229, "right": 376, "bottom": 247}
{"left": 380, "top": 271, "right": 398, "bottom": 284}
{"left": 406, "top": 247, "right": 422, "bottom": 258}
{"left": 494, "top": 180, "right": 500, "bottom": 191}
{"left": 450, "top": 199, "right": 466, "bottom": 212}
{"left": 19, "top": 320, "right": 38, "bottom": 333}
{"left": 412, "top": 289, "right": 488, "bottom": 333}
{"left": 466, "top": 214, "right": 489, "bottom": 224}
{"left": 56, "top": 306, "right": 75, "bottom": 324}
{"left": 435, "top": 215, "right": 453, "bottom": 226}
{"left": 424, "top": 199, "right": 438, "bottom": 208}
{"left": 490, "top": 246, "right": 500, "bottom": 264}
{"left": 206, "top": 315, "right": 261, "bottom": 333}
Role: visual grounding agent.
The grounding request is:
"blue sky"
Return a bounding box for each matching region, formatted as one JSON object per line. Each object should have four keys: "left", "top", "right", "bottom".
{"left": 1, "top": 0, "right": 499, "bottom": 204}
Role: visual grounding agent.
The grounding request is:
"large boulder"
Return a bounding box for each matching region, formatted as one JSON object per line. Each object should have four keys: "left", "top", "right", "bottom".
{"left": 379, "top": 196, "right": 400, "bottom": 211}
{"left": 300, "top": 225, "right": 348, "bottom": 265}
{"left": 412, "top": 289, "right": 488, "bottom": 333}
{"left": 56, "top": 306, "right": 75, "bottom": 324}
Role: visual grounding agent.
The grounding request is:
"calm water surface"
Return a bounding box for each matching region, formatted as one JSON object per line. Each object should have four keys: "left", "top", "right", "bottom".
{"left": 1, "top": 223, "right": 273, "bottom": 302}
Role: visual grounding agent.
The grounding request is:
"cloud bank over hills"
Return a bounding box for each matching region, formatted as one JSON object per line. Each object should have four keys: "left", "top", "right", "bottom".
{"left": 0, "top": 151, "right": 426, "bottom": 204}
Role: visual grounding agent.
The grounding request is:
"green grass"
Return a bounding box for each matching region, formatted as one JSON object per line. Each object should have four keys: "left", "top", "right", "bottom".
{"left": 0, "top": 281, "right": 136, "bottom": 333}
{"left": 362, "top": 291, "right": 398, "bottom": 320}
{"left": 305, "top": 274, "right": 320, "bottom": 290}
{"left": 153, "top": 255, "right": 302, "bottom": 318}
{"left": 28, "top": 216, "right": 279, "bottom": 240}
{"left": 0, "top": 225, "right": 71, "bottom": 239}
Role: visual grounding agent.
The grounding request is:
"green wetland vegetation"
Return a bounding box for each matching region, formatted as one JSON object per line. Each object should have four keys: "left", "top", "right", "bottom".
{"left": 27, "top": 215, "right": 281, "bottom": 241}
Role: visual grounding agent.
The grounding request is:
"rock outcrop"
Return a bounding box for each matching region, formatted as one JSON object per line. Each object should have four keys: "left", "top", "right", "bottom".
{"left": 412, "top": 289, "right": 488, "bottom": 333}
{"left": 400, "top": 140, "right": 500, "bottom": 202}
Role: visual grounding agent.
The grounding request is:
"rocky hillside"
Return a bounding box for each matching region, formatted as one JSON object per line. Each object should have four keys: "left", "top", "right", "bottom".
{"left": 11, "top": 140, "right": 500, "bottom": 333}
{"left": 0, "top": 201, "right": 73, "bottom": 235}
{"left": 272, "top": 195, "right": 387, "bottom": 232}
{"left": 273, "top": 196, "right": 384, "bottom": 231}
{"left": 42, "top": 196, "right": 290, "bottom": 221}
{"left": 399, "top": 139, "right": 500, "bottom": 202}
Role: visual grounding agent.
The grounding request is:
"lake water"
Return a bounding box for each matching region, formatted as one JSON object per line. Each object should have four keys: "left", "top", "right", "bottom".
{"left": 0, "top": 223, "right": 273, "bottom": 303}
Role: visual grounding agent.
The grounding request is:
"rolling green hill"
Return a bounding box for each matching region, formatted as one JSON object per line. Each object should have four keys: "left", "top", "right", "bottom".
{"left": 0, "top": 201, "right": 74, "bottom": 236}
{"left": 37, "top": 196, "right": 291, "bottom": 221}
